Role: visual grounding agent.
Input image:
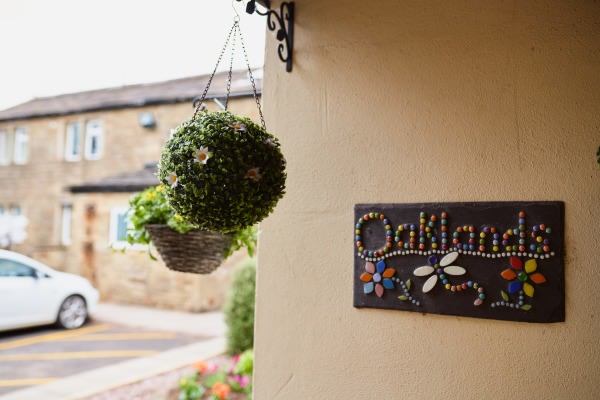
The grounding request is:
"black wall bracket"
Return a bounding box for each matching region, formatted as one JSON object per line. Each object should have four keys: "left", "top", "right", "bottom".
{"left": 237, "top": 0, "right": 295, "bottom": 72}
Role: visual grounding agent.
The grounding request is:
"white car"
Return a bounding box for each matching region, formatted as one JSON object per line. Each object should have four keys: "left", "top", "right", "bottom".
{"left": 0, "top": 249, "right": 99, "bottom": 331}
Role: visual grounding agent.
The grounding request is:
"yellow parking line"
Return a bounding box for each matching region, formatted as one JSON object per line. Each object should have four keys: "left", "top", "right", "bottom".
{"left": 0, "top": 350, "right": 157, "bottom": 361}
{"left": 64, "top": 332, "right": 177, "bottom": 341}
{"left": 0, "top": 377, "right": 58, "bottom": 387}
{"left": 0, "top": 324, "right": 111, "bottom": 351}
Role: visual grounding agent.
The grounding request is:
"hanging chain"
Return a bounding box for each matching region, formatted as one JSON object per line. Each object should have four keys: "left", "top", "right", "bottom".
{"left": 193, "top": 18, "right": 266, "bottom": 130}
{"left": 193, "top": 22, "right": 237, "bottom": 120}
{"left": 235, "top": 23, "right": 266, "bottom": 130}
{"left": 224, "top": 21, "right": 238, "bottom": 110}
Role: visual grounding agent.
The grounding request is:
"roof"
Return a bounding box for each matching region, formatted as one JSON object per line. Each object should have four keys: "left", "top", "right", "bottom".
{"left": 69, "top": 163, "right": 159, "bottom": 193}
{"left": 0, "top": 69, "right": 262, "bottom": 122}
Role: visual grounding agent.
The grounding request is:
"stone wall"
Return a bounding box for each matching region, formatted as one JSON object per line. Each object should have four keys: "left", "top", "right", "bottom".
{"left": 0, "top": 96, "right": 258, "bottom": 310}
{"left": 68, "top": 192, "right": 247, "bottom": 311}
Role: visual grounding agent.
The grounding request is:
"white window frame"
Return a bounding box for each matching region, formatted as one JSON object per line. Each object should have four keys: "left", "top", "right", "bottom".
{"left": 13, "top": 128, "right": 28, "bottom": 165}
{"left": 0, "top": 206, "right": 27, "bottom": 247}
{"left": 61, "top": 204, "right": 73, "bottom": 245}
{"left": 65, "top": 122, "right": 82, "bottom": 161}
{"left": 0, "top": 130, "right": 10, "bottom": 165}
{"left": 84, "top": 120, "right": 103, "bottom": 160}
{"left": 109, "top": 207, "right": 145, "bottom": 251}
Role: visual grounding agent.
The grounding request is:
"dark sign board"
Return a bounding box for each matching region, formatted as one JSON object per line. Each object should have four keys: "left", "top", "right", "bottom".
{"left": 353, "top": 202, "right": 564, "bottom": 323}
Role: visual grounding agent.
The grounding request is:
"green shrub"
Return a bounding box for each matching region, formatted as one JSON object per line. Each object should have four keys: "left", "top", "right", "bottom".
{"left": 224, "top": 258, "right": 256, "bottom": 355}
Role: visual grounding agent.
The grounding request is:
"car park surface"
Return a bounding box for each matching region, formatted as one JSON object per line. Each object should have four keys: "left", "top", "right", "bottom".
{"left": 0, "top": 320, "right": 209, "bottom": 396}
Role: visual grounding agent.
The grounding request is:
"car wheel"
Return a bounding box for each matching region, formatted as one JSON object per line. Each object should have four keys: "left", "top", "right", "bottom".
{"left": 56, "top": 295, "right": 88, "bottom": 329}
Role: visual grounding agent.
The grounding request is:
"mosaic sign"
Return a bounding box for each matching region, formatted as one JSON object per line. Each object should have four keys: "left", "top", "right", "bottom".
{"left": 353, "top": 202, "right": 565, "bottom": 323}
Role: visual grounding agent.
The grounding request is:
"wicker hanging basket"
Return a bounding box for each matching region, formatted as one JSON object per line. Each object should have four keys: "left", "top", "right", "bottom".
{"left": 145, "top": 224, "right": 231, "bottom": 274}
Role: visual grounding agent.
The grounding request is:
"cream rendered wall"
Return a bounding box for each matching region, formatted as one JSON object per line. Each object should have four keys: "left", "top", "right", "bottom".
{"left": 255, "top": 1, "right": 600, "bottom": 399}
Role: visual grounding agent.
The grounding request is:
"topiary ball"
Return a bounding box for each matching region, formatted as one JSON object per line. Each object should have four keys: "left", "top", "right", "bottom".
{"left": 157, "top": 110, "right": 286, "bottom": 233}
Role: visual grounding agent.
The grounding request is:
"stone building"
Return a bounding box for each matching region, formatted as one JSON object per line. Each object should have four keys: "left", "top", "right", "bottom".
{"left": 0, "top": 70, "right": 259, "bottom": 311}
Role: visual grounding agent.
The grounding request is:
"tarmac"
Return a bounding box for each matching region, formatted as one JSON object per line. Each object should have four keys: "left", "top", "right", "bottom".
{"left": 1, "top": 303, "right": 227, "bottom": 400}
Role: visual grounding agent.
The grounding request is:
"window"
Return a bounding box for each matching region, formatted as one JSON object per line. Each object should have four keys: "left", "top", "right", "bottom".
{"left": 0, "top": 130, "right": 9, "bottom": 165}
{"left": 13, "top": 128, "right": 28, "bottom": 165}
{"left": 0, "top": 259, "right": 36, "bottom": 277}
{"left": 109, "top": 207, "right": 132, "bottom": 250}
{"left": 1, "top": 205, "right": 27, "bottom": 247}
{"left": 61, "top": 204, "right": 72, "bottom": 245}
{"left": 84, "top": 120, "right": 103, "bottom": 160}
{"left": 65, "top": 122, "right": 81, "bottom": 161}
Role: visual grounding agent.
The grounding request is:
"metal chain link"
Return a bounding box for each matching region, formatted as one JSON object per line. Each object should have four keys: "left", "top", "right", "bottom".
{"left": 193, "top": 19, "right": 266, "bottom": 131}
{"left": 235, "top": 23, "right": 266, "bottom": 130}
{"left": 224, "top": 23, "right": 238, "bottom": 110}
{"left": 193, "top": 22, "right": 237, "bottom": 120}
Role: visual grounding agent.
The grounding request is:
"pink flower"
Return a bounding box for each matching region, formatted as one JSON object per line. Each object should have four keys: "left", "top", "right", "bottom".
{"left": 231, "top": 374, "right": 250, "bottom": 388}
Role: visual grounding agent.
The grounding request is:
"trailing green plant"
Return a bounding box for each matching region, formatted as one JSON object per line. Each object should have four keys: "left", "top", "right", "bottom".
{"left": 223, "top": 258, "right": 256, "bottom": 355}
{"left": 126, "top": 185, "right": 196, "bottom": 247}
{"left": 225, "top": 225, "right": 258, "bottom": 259}
{"left": 124, "top": 185, "right": 257, "bottom": 260}
{"left": 157, "top": 110, "right": 286, "bottom": 234}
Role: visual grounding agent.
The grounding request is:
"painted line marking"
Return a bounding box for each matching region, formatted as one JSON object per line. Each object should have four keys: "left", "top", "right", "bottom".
{"left": 63, "top": 332, "right": 177, "bottom": 341}
{"left": 0, "top": 377, "right": 58, "bottom": 387}
{"left": 0, "top": 324, "right": 111, "bottom": 351}
{"left": 0, "top": 350, "right": 157, "bottom": 361}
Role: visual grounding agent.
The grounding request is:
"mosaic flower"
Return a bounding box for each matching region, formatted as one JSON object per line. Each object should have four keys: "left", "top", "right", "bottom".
{"left": 360, "top": 260, "right": 395, "bottom": 298}
{"left": 229, "top": 121, "right": 247, "bottom": 132}
{"left": 413, "top": 252, "right": 466, "bottom": 293}
{"left": 166, "top": 172, "right": 178, "bottom": 188}
{"left": 194, "top": 146, "right": 211, "bottom": 164}
{"left": 245, "top": 167, "right": 262, "bottom": 182}
{"left": 501, "top": 257, "right": 546, "bottom": 297}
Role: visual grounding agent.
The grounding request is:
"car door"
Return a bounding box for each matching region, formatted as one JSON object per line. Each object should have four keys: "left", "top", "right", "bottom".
{"left": 0, "top": 258, "right": 57, "bottom": 329}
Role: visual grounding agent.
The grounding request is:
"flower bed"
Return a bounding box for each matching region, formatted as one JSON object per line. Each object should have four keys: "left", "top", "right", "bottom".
{"left": 174, "top": 350, "right": 253, "bottom": 400}
{"left": 82, "top": 353, "right": 252, "bottom": 400}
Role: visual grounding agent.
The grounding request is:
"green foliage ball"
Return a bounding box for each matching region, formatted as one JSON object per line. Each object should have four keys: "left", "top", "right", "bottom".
{"left": 223, "top": 258, "right": 256, "bottom": 355}
{"left": 157, "top": 111, "right": 286, "bottom": 233}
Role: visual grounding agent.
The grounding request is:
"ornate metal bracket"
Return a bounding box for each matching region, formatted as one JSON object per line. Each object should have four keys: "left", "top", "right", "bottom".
{"left": 237, "top": 0, "right": 295, "bottom": 72}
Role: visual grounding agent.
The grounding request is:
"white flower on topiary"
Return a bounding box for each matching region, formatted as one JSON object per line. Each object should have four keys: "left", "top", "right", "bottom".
{"left": 194, "top": 146, "right": 211, "bottom": 164}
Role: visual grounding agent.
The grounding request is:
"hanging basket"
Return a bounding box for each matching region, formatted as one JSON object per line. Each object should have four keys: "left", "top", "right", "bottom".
{"left": 157, "top": 19, "right": 286, "bottom": 234}
{"left": 158, "top": 111, "right": 286, "bottom": 233}
{"left": 145, "top": 224, "right": 231, "bottom": 274}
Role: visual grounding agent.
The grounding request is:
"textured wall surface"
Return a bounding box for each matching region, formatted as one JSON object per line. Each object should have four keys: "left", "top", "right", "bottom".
{"left": 255, "top": 1, "right": 600, "bottom": 398}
